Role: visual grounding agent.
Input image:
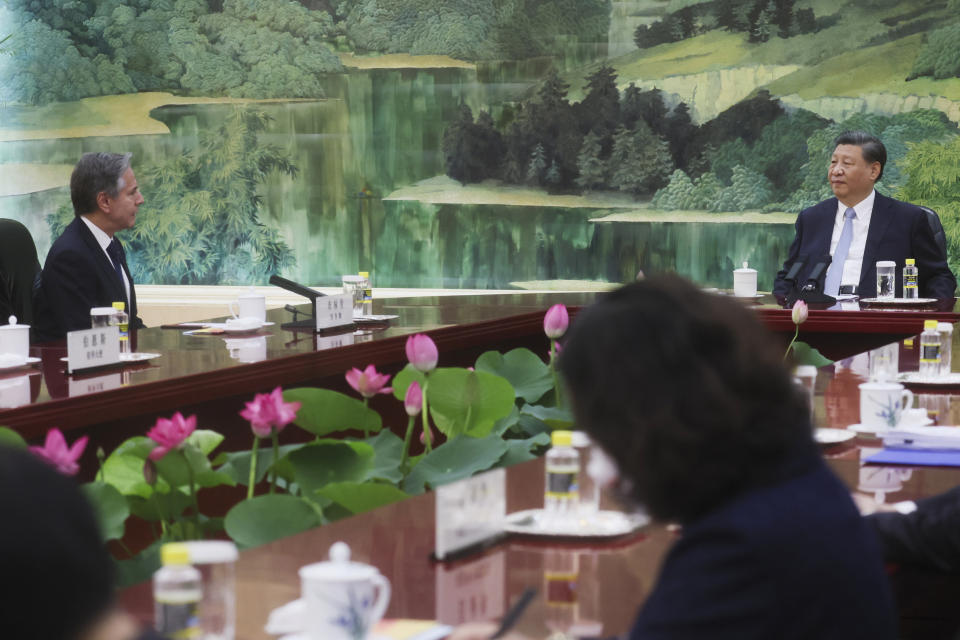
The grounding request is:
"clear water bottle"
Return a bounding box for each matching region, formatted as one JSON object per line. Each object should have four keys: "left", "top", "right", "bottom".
{"left": 919, "top": 320, "right": 941, "bottom": 379}
{"left": 939, "top": 322, "right": 954, "bottom": 376}
{"left": 359, "top": 271, "right": 372, "bottom": 315}
{"left": 902, "top": 258, "right": 918, "bottom": 299}
{"left": 186, "top": 541, "right": 238, "bottom": 640}
{"left": 544, "top": 430, "right": 579, "bottom": 521}
{"left": 111, "top": 301, "right": 129, "bottom": 353}
{"left": 154, "top": 543, "right": 202, "bottom": 639}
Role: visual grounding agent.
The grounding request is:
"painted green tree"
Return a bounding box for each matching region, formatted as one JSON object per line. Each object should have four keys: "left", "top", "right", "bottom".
{"left": 47, "top": 108, "right": 297, "bottom": 285}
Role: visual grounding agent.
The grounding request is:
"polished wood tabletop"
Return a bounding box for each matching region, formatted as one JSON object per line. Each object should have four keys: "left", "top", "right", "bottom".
{"left": 3, "top": 292, "right": 958, "bottom": 445}
{"left": 117, "top": 337, "right": 960, "bottom": 640}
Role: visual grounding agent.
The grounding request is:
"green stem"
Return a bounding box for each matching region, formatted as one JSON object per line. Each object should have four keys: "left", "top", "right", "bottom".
{"left": 185, "top": 453, "right": 200, "bottom": 534}
{"left": 422, "top": 381, "right": 432, "bottom": 453}
{"left": 784, "top": 325, "right": 799, "bottom": 361}
{"left": 247, "top": 435, "right": 260, "bottom": 500}
{"left": 549, "top": 340, "right": 563, "bottom": 408}
{"left": 362, "top": 397, "right": 370, "bottom": 438}
{"left": 270, "top": 427, "right": 280, "bottom": 494}
{"left": 400, "top": 415, "right": 415, "bottom": 471}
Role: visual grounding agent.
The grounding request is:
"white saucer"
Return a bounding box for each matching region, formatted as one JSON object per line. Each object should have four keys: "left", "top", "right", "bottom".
{"left": 859, "top": 297, "right": 938, "bottom": 306}
{"left": 60, "top": 352, "right": 161, "bottom": 365}
{"left": 815, "top": 428, "right": 857, "bottom": 444}
{"left": 0, "top": 356, "right": 40, "bottom": 371}
{"left": 898, "top": 372, "right": 960, "bottom": 386}
{"left": 848, "top": 419, "right": 932, "bottom": 434}
{"left": 504, "top": 509, "right": 649, "bottom": 538}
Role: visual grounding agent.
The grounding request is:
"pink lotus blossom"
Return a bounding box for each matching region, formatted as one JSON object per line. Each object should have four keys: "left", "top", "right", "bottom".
{"left": 29, "top": 428, "right": 87, "bottom": 476}
{"left": 406, "top": 334, "right": 438, "bottom": 373}
{"left": 345, "top": 364, "right": 393, "bottom": 399}
{"left": 147, "top": 412, "right": 197, "bottom": 460}
{"left": 240, "top": 387, "right": 302, "bottom": 438}
{"left": 792, "top": 300, "right": 808, "bottom": 325}
{"left": 404, "top": 381, "right": 423, "bottom": 417}
{"left": 543, "top": 304, "right": 569, "bottom": 339}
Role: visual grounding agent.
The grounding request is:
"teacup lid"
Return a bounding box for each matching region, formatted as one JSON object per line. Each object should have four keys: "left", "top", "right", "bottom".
{"left": 733, "top": 261, "right": 756, "bottom": 273}
{"left": 299, "top": 541, "right": 380, "bottom": 581}
{"left": 0, "top": 315, "right": 29, "bottom": 330}
{"left": 239, "top": 286, "right": 263, "bottom": 299}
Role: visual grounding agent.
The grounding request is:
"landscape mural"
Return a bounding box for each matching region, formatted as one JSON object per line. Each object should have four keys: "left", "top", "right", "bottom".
{"left": 1, "top": 0, "right": 959, "bottom": 292}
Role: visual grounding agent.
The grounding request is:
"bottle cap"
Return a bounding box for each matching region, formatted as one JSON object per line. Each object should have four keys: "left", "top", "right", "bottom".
{"left": 904, "top": 337, "right": 914, "bottom": 347}
{"left": 906, "top": 258, "right": 916, "bottom": 265}
{"left": 924, "top": 320, "right": 939, "bottom": 331}
{"left": 938, "top": 322, "right": 954, "bottom": 333}
{"left": 112, "top": 301, "right": 125, "bottom": 311}
{"left": 551, "top": 430, "right": 572, "bottom": 447}
{"left": 358, "top": 271, "right": 369, "bottom": 278}
{"left": 185, "top": 540, "right": 238, "bottom": 564}
{"left": 161, "top": 543, "right": 191, "bottom": 566}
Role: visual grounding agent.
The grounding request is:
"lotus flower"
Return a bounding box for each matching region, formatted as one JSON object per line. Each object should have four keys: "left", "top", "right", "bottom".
{"left": 792, "top": 299, "right": 808, "bottom": 325}
{"left": 543, "top": 304, "right": 569, "bottom": 339}
{"left": 240, "top": 387, "right": 302, "bottom": 438}
{"left": 406, "top": 334, "right": 438, "bottom": 373}
{"left": 29, "top": 428, "right": 87, "bottom": 476}
{"left": 404, "top": 381, "right": 423, "bottom": 417}
{"left": 147, "top": 412, "right": 197, "bottom": 461}
{"left": 345, "top": 364, "right": 393, "bottom": 399}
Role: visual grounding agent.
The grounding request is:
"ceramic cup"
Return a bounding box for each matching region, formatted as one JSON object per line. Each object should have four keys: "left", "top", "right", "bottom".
{"left": 859, "top": 382, "right": 913, "bottom": 430}
{"left": 229, "top": 288, "right": 266, "bottom": 323}
{"left": 0, "top": 375, "right": 30, "bottom": 409}
{"left": 299, "top": 542, "right": 390, "bottom": 640}
{"left": 733, "top": 262, "right": 757, "bottom": 297}
{"left": 0, "top": 315, "right": 30, "bottom": 364}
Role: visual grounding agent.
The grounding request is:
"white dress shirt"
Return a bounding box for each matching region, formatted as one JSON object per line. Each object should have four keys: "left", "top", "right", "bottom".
{"left": 80, "top": 215, "right": 131, "bottom": 305}
{"left": 829, "top": 189, "right": 875, "bottom": 289}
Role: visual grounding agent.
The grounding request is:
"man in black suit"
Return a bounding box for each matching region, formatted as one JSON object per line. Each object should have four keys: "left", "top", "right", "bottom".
{"left": 33, "top": 152, "right": 146, "bottom": 342}
{"left": 773, "top": 131, "right": 956, "bottom": 300}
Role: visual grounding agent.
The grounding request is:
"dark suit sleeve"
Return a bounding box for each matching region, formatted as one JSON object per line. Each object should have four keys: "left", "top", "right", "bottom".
{"left": 773, "top": 214, "right": 805, "bottom": 297}
{"left": 866, "top": 486, "right": 960, "bottom": 573}
{"left": 629, "top": 529, "right": 771, "bottom": 639}
{"left": 911, "top": 212, "right": 957, "bottom": 299}
{"left": 39, "top": 247, "right": 103, "bottom": 336}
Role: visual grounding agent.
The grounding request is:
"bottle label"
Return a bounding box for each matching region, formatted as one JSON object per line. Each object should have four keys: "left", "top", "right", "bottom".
{"left": 156, "top": 601, "right": 202, "bottom": 638}
{"left": 546, "top": 470, "right": 578, "bottom": 498}
{"left": 920, "top": 344, "right": 941, "bottom": 363}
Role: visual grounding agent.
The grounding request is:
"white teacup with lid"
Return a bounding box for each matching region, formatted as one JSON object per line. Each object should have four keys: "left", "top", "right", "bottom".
{"left": 733, "top": 261, "right": 758, "bottom": 297}
{"left": 0, "top": 315, "right": 30, "bottom": 367}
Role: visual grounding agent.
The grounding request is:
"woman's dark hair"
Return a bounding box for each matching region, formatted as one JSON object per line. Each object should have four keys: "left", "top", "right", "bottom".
{"left": 0, "top": 445, "right": 114, "bottom": 640}
{"left": 834, "top": 130, "right": 886, "bottom": 181}
{"left": 558, "top": 275, "right": 816, "bottom": 523}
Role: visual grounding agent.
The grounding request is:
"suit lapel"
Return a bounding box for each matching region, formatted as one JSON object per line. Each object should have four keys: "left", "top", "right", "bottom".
{"left": 74, "top": 218, "right": 127, "bottom": 305}
{"left": 859, "top": 193, "right": 894, "bottom": 294}
{"left": 808, "top": 199, "right": 838, "bottom": 257}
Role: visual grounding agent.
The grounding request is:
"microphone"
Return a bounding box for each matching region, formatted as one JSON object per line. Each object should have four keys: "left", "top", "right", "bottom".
{"left": 269, "top": 274, "right": 326, "bottom": 302}
{"left": 782, "top": 258, "right": 805, "bottom": 286}
{"left": 802, "top": 255, "right": 832, "bottom": 292}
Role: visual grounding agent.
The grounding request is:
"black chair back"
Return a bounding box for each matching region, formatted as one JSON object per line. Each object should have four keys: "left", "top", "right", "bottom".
{"left": 920, "top": 206, "right": 948, "bottom": 259}
{"left": 0, "top": 219, "right": 41, "bottom": 326}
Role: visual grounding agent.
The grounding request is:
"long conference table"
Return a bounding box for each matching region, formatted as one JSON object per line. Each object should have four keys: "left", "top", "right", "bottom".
{"left": 4, "top": 291, "right": 960, "bottom": 638}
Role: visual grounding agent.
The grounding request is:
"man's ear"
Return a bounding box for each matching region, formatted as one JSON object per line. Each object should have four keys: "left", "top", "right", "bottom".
{"left": 95, "top": 190, "right": 111, "bottom": 213}
{"left": 869, "top": 162, "right": 882, "bottom": 182}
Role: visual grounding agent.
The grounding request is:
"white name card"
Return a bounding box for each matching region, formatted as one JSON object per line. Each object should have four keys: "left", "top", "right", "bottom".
{"left": 316, "top": 331, "right": 355, "bottom": 350}
{"left": 435, "top": 468, "right": 506, "bottom": 560}
{"left": 66, "top": 327, "right": 120, "bottom": 373}
{"left": 315, "top": 293, "right": 354, "bottom": 331}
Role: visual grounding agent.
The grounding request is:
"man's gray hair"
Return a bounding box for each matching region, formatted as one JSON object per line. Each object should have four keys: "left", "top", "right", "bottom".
{"left": 70, "top": 152, "right": 133, "bottom": 217}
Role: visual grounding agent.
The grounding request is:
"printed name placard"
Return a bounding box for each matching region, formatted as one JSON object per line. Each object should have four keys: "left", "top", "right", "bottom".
{"left": 315, "top": 293, "right": 354, "bottom": 331}
{"left": 66, "top": 327, "right": 120, "bottom": 373}
{"left": 435, "top": 468, "right": 506, "bottom": 560}
{"left": 68, "top": 372, "right": 122, "bottom": 397}
{"left": 316, "top": 331, "right": 355, "bottom": 350}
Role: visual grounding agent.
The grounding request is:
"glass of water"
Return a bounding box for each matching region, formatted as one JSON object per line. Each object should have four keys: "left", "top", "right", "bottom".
{"left": 876, "top": 261, "right": 896, "bottom": 299}
{"left": 869, "top": 342, "right": 899, "bottom": 382}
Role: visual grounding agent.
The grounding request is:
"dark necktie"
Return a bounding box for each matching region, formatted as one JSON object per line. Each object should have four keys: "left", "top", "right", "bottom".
{"left": 106, "top": 238, "right": 127, "bottom": 300}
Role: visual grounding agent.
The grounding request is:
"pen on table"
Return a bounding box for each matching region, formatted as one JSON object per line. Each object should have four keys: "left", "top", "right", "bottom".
{"left": 489, "top": 586, "right": 537, "bottom": 639}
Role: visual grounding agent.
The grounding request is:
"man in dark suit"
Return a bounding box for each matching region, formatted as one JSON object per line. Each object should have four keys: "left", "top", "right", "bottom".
{"left": 33, "top": 152, "right": 146, "bottom": 342}
{"left": 773, "top": 131, "right": 956, "bottom": 300}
